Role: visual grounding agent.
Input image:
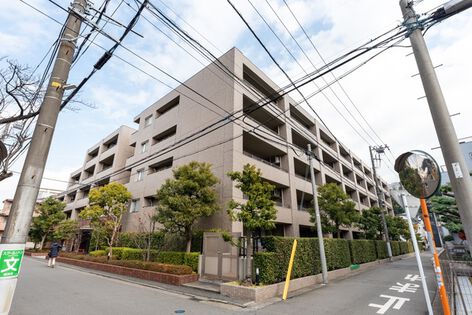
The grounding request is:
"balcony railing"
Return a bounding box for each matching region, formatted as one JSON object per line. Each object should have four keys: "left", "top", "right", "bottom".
{"left": 243, "top": 151, "right": 282, "bottom": 170}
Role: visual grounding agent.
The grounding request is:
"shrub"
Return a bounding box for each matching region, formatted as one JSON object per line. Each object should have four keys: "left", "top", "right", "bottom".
{"left": 121, "top": 248, "right": 146, "bottom": 261}
{"left": 407, "top": 240, "right": 414, "bottom": 253}
{"left": 399, "top": 241, "right": 409, "bottom": 255}
{"left": 89, "top": 250, "right": 106, "bottom": 257}
{"left": 349, "top": 240, "right": 376, "bottom": 264}
{"left": 324, "top": 238, "right": 351, "bottom": 270}
{"left": 156, "top": 251, "right": 185, "bottom": 266}
{"left": 116, "top": 232, "right": 164, "bottom": 249}
{"left": 391, "top": 241, "right": 401, "bottom": 256}
{"left": 184, "top": 253, "right": 199, "bottom": 272}
{"left": 375, "top": 240, "right": 388, "bottom": 259}
{"left": 108, "top": 260, "right": 192, "bottom": 275}
{"left": 254, "top": 252, "right": 278, "bottom": 284}
{"left": 443, "top": 235, "right": 454, "bottom": 242}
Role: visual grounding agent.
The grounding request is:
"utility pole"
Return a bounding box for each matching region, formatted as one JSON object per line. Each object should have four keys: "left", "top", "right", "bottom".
{"left": 369, "top": 145, "right": 393, "bottom": 259}
{"left": 307, "top": 144, "right": 328, "bottom": 284}
{"left": 0, "top": 0, "right": 86, "bottom": 313}
{"left": 399, "top": 0, "right": 472, "bottom": 254}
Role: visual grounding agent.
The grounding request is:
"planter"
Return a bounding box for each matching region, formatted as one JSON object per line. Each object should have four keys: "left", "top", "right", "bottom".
{"left": 56, "top": 257, "right": 198, "bottom": 286}
{"left": 25, "top": 251, "right": 48, "bottom": 258}
{"left": 220, "top": 253, "right": 413, "bottom": 303}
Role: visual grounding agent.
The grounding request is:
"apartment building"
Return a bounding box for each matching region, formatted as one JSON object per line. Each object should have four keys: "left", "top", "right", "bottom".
{"left": 58, "top": 125, "right": 135, "bottom": 221}
{"left": 121, "top": 47, "right": 393, "bottom": 239}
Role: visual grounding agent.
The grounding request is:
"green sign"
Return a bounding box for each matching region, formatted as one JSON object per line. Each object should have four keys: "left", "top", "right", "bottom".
{"left": 0, "top": 249, "right": 24, "bottom": 278}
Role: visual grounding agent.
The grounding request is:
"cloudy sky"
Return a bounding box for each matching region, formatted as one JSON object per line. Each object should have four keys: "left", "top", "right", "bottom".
{"left": 1, "top": 0, "right": 471, "bottom": 200}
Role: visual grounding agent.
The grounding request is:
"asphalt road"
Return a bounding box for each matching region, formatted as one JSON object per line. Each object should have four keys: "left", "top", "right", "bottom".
{"left": 11, "top": 253, "right": 436, "bottom": 315}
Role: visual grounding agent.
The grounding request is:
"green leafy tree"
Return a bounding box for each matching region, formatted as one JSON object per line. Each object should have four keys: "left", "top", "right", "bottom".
{"left": 429, "top": 194, "right": 462, "bottom": 233}
{"left": 227, "top": 164, "right": 277, "bottom": 233}
{"left": 357, "top": 207, "right": 383, "bottom": 240}
{"left": 227, "top": 164, "right": 276, "bottom": 281}
{"left": 386, "top": 216, "right": 410, "bottom": 240}
{"left": 29, "top": 197, "right": 66, "bottom": 249}
{"left": 155, "top": 161, "right": 219, "bottom": 253}
{"left": 53, "top": 219, "right": 79, "bottom": 242}
{"left": 313, "top": 183, "right": 359, "bottom": 238}
{"left": 79, "top": 182, "right": 132, "bottom": 259}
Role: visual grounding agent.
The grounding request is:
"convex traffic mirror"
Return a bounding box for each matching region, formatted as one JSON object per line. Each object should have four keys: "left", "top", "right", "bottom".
{"left": 394, "top": 150, "right": 441, "bottom": 199}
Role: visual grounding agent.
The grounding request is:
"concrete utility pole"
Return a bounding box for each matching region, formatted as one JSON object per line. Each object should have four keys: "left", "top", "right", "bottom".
{"left": 0, "top": 0, "right": 86, "bottom": 313}
{"left": 399, "top": 0, "right": 472, "bottom": 254}
{"left": 307, "top": 144, "right": 328, "bottom": 284}
{"left": 369, "top": 145, "right": 393, "bottom": 259}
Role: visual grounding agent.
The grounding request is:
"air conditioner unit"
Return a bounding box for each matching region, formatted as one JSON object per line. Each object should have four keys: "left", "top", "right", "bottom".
{"left": 274, "top": 156, "right": 281, "bottom": 164}
{"left": 273, "top": 189, "right": 281, "bottom": 198}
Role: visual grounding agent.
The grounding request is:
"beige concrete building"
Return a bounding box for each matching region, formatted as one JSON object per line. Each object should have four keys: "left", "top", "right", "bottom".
{"left": 58, "top": 125, "right": 135, "bottom": 220}
{"left": 120, "top": 48, "right": 393, "bottom": 238}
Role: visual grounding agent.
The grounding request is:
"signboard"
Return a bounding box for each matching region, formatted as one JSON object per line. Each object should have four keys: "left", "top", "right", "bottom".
{"left": 0, "top": 244, "right": 25, "bottom": 279}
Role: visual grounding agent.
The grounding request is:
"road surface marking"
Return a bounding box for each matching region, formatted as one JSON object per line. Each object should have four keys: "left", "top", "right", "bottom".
{"left": 389, "top": 282, "right": 420, "bottom": 293}
{"left": 369, "top": 295, "right": 410, "bottom": 314}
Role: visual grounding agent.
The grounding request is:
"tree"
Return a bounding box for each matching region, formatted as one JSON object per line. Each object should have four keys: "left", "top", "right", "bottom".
{"left": 0, "top": 59, "right": 92, "bottom": 180}
{"left": 155, "top": 161, "right": 219, "bottom": 253}
{"left": 137, "top": 213, "right": 159, "bottom": 261}
{"left": 227, "top": 164, "right": 277, "bottom": 233}
{"left": 386, "top": 216, "right": 410, "bottom": 241}
{"left": 313, "top": 183, "right": 359, "bottom": 238}
{"left": 227, "top": 164, "right": 276, "bottom": 281}
{"left": 429, "top": 194, "right": 462, "bottom": 233}
{"left": 53, "top": 219, "right": 79, "bottom": 242}
{"left": 79, "top": 182, "right": 132, "bottom": 260}
{"left": 29, "top": 197, "right": 66, "bottom": 249}
{"left": 357, "top": 207, "right": 383, "bottom": 240}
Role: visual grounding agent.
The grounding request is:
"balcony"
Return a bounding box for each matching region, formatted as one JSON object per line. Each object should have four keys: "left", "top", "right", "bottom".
{"left": 296, "top": 189, "right": 313, "bottom": 212}
{"left": 289, "top": 104, "right": 316, "bottom": 136}
{"left": 291, "top": 129, "right": 317, "bottom": 153}
{"left": 243, "top": 95, "right": 284, "bottom": 136}
{"left": 293, "top": 157, "right": 322, "bottom": 185}
{"left": 322, "top": 150, "right": 340, "bottom": 174}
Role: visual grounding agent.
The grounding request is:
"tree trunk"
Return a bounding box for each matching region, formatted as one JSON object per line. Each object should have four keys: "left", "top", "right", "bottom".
{"left": 244, "top": 228, "right": 253, "bottom": 282}
{"left": 40, "top": 234, "right": 47, "bottom": 250}
{"left": 185, "top": 227, "right": 192, "bottom": 253}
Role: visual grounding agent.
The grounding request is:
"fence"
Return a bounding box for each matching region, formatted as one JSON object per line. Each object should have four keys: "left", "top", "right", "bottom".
{"left": 433, "top": 244, "right": 472, "bottom": 315}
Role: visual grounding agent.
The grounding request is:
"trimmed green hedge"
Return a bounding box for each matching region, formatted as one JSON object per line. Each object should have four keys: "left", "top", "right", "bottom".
{"left": 255, "top": 236, "right": 411, "bottom": 284}
{"left": 391, "top": 241, "right": 401, "bottom": 256}
{"left": 349, "top": 240, "right": 376, "bottom": 264}
{"left": 89, "top": 250, "right": 106, "bottom": 257}
{"left": 104, "top": 248, "right": 199, "bottom": 272}
{"left": 375, "top": 241, "right": 388, "bottom": 259}
{"left": 324, "top": 239, "right": 351, "bottom": 270}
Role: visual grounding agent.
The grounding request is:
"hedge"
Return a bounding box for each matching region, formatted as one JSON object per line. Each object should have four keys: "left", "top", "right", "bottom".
{"left": 391, "top": 241, "right": 401, "bottom": 256}
{"left": 255, "top": 236, "right": 411, "bottom": 285}
{"left": 60, "top": 252, "right": 192, "bottom": 275}
{"left": 104, "top": 248, "right": 199, "bottom": 272}
{"left": 324, "top": 239, "right": 351, "bottom": 270}
{"left": 375, "top": 240, "right": 388, "bottom": 259}
{"left": 349, "top": 240, "right": 376, "bottom": 264}
{"left": 89, "top": 250, "right": 106, "bottom": 257}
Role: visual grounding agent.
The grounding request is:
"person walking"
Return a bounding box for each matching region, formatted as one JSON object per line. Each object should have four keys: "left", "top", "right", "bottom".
{"left": 47, "top": 241, "right": 62, "bottom": 268}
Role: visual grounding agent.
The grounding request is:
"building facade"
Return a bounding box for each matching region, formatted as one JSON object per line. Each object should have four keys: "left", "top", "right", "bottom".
{"left": 118, "top": 48, "right": 393, "bottom": 238}
{"left": 58, "top": 125, "right": 135, "bottom": 220}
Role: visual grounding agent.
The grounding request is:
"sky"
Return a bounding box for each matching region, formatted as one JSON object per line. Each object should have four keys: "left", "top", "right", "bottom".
{"left": 0, "top": 0, "right": 471, "bottom": 200}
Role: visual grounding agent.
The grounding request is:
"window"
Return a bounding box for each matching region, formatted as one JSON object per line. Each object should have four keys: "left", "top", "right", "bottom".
{"left": 141, "top": 141, "right": 148, "bottom": 153}
{"left": 136, "top": 169, "right": 145, "bottom": 182}
{"left": 129, "top": 199, "right": 140, "bottom": 213}
{"left": 144, "top": 115, "right": 153, "bottom": 127}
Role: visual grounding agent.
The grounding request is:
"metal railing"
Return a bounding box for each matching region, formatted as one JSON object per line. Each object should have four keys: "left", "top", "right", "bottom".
{"left": 433, "top": 244, "right": 472, "bottom": 315}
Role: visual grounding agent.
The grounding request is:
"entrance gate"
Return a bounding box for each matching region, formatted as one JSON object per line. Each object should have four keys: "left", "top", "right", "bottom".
{"left": 201, "top": 232, "right": 240, "bottom": 281}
